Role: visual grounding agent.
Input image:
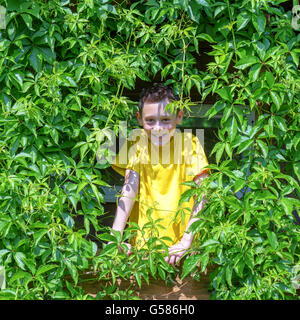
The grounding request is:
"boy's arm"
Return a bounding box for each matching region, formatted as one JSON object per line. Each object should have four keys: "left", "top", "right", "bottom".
{"left": 165, "top": 172, "right": 209, "bottom": 266}
{"left": 112, "top": 169, "right": 139, "bottom": 234}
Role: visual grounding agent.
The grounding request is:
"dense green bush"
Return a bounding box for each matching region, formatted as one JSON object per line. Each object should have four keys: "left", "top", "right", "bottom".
{"left": 0, "top": 0, "right": 299, "bottom": 299}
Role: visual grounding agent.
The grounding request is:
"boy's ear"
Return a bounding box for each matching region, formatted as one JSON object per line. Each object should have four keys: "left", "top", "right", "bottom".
{"left": 136, "top": 111, "right": 143, "bottom": 126}
{"left": 176, "top": 109, "right": 184, "bottom": 124}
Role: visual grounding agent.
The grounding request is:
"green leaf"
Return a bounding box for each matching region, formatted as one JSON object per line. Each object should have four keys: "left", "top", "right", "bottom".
{"left": 274, "top": 116, "right": 286, "bottom": 132}
{"left": 194, "top": 0, "right": 209, "bottom": 7}
{"left": 50, "top": 128, "right": 59, "bottom": 144}
{"left": 293, "top": 162, "right": 300, "bottom": 181}
{"left": 228, "top": 116, "right": 238, "bottom": 143}
{"left": 0, "top": 39, "right": 10, "bottom": 51}
{"left": 65, "top": 260, "right": 78, "bottom": 285}
{"left": 80, "top": 143, "right": 88, "bottom": 161}
{"left": 225, "top": 265, "right": 232, "bottom": 286}
{"left": 257, "top": 140, "right": 268, "bottom": 158}
{"left": 234, "top": 260, "right": 245, "bottom": 278}
{"left": 75, "top": 66, "right": 85, "bottom": 82}
{"left": 249, "top": 63, "right": 262, "bottom": 82}
{"left": 110, "top": 229, "right": 122, "bottom": 243}
{"left": 237, "top": 11, "right": 250, "bottom": 31}
{"left": 252, "top": 13, "right": 266, "bottom": 34}
{"left": 149, "top": 254, "right": 156, "bottom": 277}
{"left": 178, "top": 188, "right": 197, "bottom": 205}
{"left": 265, "top": 71, "right": 275, "bottom": 88}
{"left": 10, "top": 136, "right": 20, "bottom": 156}
{"left": 10, "top": 72, "right": 24, "bottom": 88}
{"left": 181, "top": 254, "right": 201, "bottom": 279}
{"left": 21, "top": 13, "right": 33, "bottom": 30}
{"left": 235, "top": 56, "right": 260, "bottom": 69}
{"left": 61, "top": 212, "right": 74, "bottom": 229}
{"left": 101, "top": 4, "right": 118, "bottom": 15}
{"left": 98, "top": 233, "right": 116, "bottom": 242}
{"left": 224, "top": 142, "right": 232, "bottom": 159}
{"left": 38, "top": 47, "right": 56, "bottom": 64}
{"left": 10, "top": 271, "right": 32, "bottom": 285}
{"left": 280, "top": 198, "right": 293, "bottom": 215}
{"left": 84, "top": 216, "right": 90, "bottom": 235}
{"left": 200, "top": 239, "right": 220, "bottom": 248}
{"left": 216, "top": 87, "right": 232, "bottom": 102}
{"left": 270, "top": 91, "right": 281, "bottom": 110}
{"left": 36, "top": 264, "right": 57, "bottom": 277}
{"left": 134, "top": 271, "right": 142, "bottom": 288}
{"left": 215, "top": 143, "right": 225, "bottom": 165}
{"left": 29, "top": 48, "right": 42, "bottom": 72}
{"left": 14, "top": 252, "right": 26, "bottom": 270}
{"left": 90, "top": 183, "right": 103, "bottom": 205}
{"left": 290, "top": 50, "right": 299, "bottom": 67}
{"left": 254, "top": 190, "right": 277, "bottom": 200}
{"left": 233, "top": 179, "right": 246, "bottom": 193}
{"left": 254, "top": 41, "right": 267, "bottom": 60}
{"left": 33, "top": 229, "right": 48, "bottom": 246}
{"left": 197, "top": 33, "right": 215, "bottom": 43}
{"left": 237, "top": 139, "right": 253, "bottom": 154}
{"left": 233, "top": 106, "right": 244, "bottom": 125}
{"left": 266, "top": 231, "right": 278, "bottom": 250}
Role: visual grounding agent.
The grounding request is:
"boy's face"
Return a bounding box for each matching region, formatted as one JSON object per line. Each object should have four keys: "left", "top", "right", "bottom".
{"left": 136, "top": 99, "right": 184, "bottom": 146}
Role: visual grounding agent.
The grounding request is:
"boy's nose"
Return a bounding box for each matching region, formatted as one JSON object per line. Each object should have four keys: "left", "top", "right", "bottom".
{"left": 152, "top": 123, "right": 162, "bottom": 131}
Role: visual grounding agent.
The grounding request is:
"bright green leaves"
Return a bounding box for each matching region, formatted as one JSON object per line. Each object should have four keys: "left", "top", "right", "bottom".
{"left": 265, "top": 71, "right": 275, "bottom": 88}
{"left": 178, "top": 188, "right": 197, "bottom": 206}
{"left": 181, "top": 254, "right": 201, "bottom": 279}
{"left": 227, "top": 116, "right": 238, "bottom": 144}
{"left": 216, "top": 86, "right": 232, "bottom": 102}
{"left": 269, "top": 91, "right": 281, "bottom": 111}
{"left": 266, "top": 231, "right": 278, "bottom": 250}
{"left": 249, "top": 63, "right": 262, "bottom": 82}
{"left": 236, "top": 9, "right": 266, "bottom": 34}
{"left": 280, "top": 198, "right": 300, "bottom": 216}
{"left": 256, "top": 139, "right": 268, "bottom": 159}
{"left": 235, "top": 56, "right": 260, "bottom": 70}
{"left": 0, "top": 0, "right": 298, "bottom": 301}
{"left": 236, "top": 11, "right": 250, "bottom": 31}
{"left": 252, "top": 12, "right": 266, "bottom": 35}
{"left": 237, "top": 139, "right": 253, "bottom": 154}
{"left": 14, "top": 252, "right": 26, "bottom": 271}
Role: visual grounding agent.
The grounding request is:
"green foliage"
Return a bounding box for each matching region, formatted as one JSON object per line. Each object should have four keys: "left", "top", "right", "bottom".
{"left": 0, "top": 0, "right": 299, "bottom": 300}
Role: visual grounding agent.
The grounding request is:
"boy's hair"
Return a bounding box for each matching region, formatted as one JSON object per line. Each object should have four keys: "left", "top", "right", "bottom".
{"left": 138, "top": 83, "right": 179, "bottom": 111}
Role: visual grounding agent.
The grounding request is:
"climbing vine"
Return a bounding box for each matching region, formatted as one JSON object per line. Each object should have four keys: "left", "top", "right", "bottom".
{"left": 0, "top": 0, "right": 299, "bottom": 299}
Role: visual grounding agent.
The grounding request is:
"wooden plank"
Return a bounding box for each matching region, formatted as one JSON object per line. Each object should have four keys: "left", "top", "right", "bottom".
{"left": 81, "top": 268, "right": 213, "bottom": 300}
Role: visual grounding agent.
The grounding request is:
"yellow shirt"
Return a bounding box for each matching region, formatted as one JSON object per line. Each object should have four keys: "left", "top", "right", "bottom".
{"left": 111, "top": 129, "right": 208, "bottom": 248}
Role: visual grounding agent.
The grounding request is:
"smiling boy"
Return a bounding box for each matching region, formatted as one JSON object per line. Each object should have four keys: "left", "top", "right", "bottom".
{"left": 109, "top": 83, "right": 209, "bottom": 266}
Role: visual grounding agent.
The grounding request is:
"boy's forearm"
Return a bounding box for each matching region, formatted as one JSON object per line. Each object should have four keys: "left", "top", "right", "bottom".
{"left": 112, "top": 196, "right": 135, "bottom": 234}
{"left": 181, "top": 173, "right": 209, "bottom": 246}
{"left": 181, "top": 196, "right": 206, "bottom": 246}
{"left": 111, "top": 169, "right": 139, "bottom": 235}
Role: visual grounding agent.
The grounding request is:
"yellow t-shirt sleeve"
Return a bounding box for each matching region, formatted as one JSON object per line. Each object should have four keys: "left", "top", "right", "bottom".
{"left": 110, "top": 139, "right": 140, "bottom": 176}
{"left": 109, "top": 129, "right": 149, "bottom": 176}
{"left": 185, "top": 134, "right": 209, "bottom": 181}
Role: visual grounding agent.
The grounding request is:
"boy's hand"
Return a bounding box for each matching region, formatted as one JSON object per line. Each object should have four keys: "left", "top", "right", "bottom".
{"left": 120, "top": 242, "right": 132, "bottom": 257}
{"left": 108, "top": 241, "right": 132, "bottom": 257}
{"left": 165, "top": 240, "right": 191, "bottom": 266}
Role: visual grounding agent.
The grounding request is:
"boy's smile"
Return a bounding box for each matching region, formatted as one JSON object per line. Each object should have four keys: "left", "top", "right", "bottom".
{"left": 136, "top": 100, "right": 184, "bottom": 146}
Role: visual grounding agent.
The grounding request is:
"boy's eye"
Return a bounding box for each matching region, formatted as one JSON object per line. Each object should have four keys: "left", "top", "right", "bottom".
{"left": 162, "top": 119, "right": 171, "bottom": 122}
